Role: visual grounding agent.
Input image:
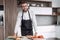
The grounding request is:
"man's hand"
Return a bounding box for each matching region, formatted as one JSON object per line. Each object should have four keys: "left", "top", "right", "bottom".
{"left": 16, "top": 38, "right": 21, "bottom": 40}
{"left": 13, "top": 33, "right": 17, "bottom": 38}
{"left": 35, "top": 32, "right": 37, "bottom": 36}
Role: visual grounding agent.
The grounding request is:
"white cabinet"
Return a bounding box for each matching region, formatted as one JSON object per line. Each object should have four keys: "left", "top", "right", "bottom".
{"left": 36, "top": 25, "right": 56, "bottom": 38}
{"left": 32, "top": 0, "right": 52, "bottom": 1}
{"left": 30, "top": 7, "right": 52, "bottom": 15}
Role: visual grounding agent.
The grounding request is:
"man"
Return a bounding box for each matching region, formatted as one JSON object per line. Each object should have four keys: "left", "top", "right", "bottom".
{"left": 14, "top": 1, "right": 37, "bottom": 37}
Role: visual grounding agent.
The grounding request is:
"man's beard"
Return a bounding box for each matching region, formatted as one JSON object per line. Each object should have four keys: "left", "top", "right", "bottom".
{"left": 23, "top": 9, "right": 28, "bottom": 12}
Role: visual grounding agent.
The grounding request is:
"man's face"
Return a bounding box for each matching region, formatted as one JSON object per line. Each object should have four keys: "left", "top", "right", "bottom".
{"left": 21, "top": 3, "right": 29, "bottom": 12}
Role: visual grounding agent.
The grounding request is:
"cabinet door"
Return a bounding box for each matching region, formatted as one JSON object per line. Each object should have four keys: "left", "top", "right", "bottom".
{"left": 30, "top": 7, "right": 52, "bottom": 15}
{"left": 0, "top": 27, "right": 4, "bottom": 40}
{"left": 4, "top": 0, "right": 17, "bottom": 39}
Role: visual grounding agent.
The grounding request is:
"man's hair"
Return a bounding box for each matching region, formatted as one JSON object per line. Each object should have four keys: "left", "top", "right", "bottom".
{"left": 18, "top": 1, "right": 28, "bottom": 5}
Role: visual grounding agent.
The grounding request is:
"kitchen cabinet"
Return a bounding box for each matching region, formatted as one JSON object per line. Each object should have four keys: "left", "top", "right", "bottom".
{"left": 30, "top": 7, "right": 52, "bottom": 15}
{"left": 0, "top": 27, "right": 4, "bottom": 40}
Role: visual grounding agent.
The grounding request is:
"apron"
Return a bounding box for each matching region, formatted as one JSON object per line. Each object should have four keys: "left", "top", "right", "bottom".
{"left": 21, "top": 11, "right": 33, "bottom": 36}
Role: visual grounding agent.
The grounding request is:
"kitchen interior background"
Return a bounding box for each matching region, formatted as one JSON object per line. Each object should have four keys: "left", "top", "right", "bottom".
{"left": 0, "top": 0, "right": 60, "bottom": 40}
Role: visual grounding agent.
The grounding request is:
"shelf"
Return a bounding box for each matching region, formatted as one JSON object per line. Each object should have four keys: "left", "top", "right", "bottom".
{"left": 52, "top": 8, "right": 60, "bottom": 16}
{"left": 29, "top": 1, "right": 52, "bottom": 7}
{"left": 17, "top": 1, "right": 52, "bottom": 7}
{"left": 30, "top": 0, "right": 52, "bottom": 2}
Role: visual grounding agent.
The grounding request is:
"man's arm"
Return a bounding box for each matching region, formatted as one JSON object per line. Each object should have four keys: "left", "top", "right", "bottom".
{"left": 14, "top": 13, "right": 21, "bottom": 37}
{"left": 32, "top": 12, "right": 37, "bottom": 35}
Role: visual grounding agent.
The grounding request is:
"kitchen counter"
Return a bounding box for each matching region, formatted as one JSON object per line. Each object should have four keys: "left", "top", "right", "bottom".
{"left": 6, "top": 36, "right": 60, "bottom": 40}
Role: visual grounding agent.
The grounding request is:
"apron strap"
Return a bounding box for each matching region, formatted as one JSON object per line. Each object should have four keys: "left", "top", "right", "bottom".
{"left": 22, "top": 10, "right": 31, "bottom": 20}
{"left": 28, "top": 11, "right": 31, "bottom": 20}
{"left": 22, "top": 11, "right": 23, "bottom": 20}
